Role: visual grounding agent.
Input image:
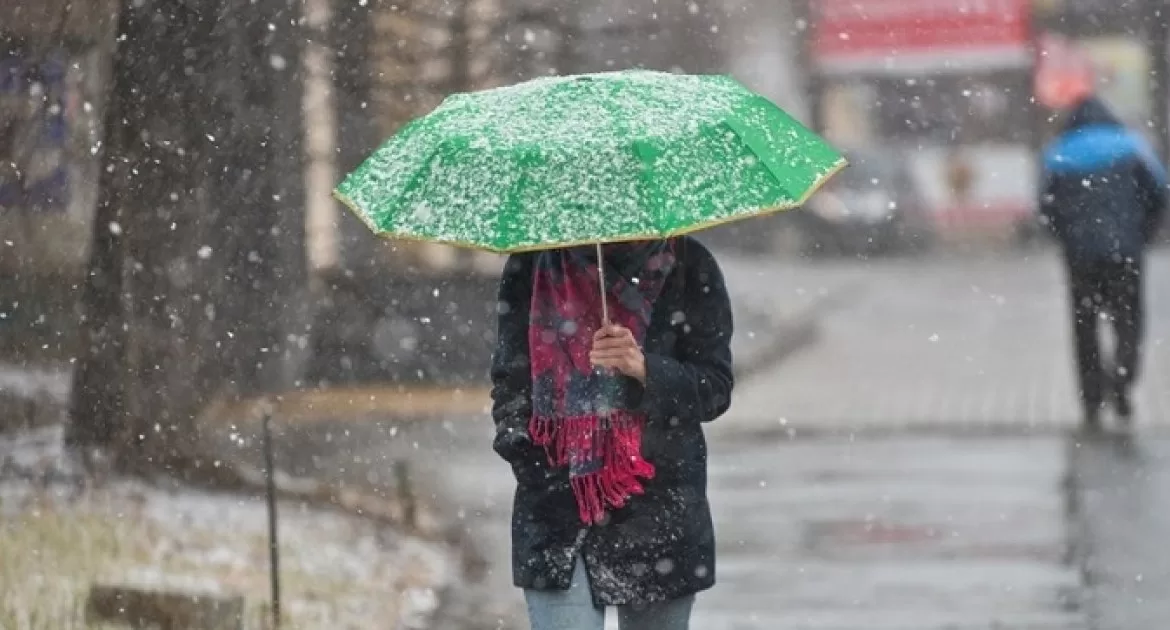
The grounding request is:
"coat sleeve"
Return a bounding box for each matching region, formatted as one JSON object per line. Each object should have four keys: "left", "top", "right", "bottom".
{"left": 1038, "top": 173, "right": 1060, "bottom": 236}
{"left": 1037, "top": 148, "right": 1064, "bottom": 239}
{"left": 639, "top": 240, "right": 734, "bottom": 424}
{"left": 1135, "top": 155, "right": 1168, "bottom": 243}
{"left": 490, "top": 254, "right": 537, "bottom": 462}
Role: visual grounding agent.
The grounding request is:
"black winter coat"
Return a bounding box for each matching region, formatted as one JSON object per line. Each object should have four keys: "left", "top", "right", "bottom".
{"left": 489, "top": 236, "right": 734, "bottom": 607}
{"left": 1040, "top": 97, "right": 1167, "bottom": 264}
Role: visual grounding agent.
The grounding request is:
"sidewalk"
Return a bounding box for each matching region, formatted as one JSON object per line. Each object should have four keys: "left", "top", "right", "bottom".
{"left": 186, "top": 252, "right": 852, "bottom": 627}
{"left": 225, "top": 414, "right": 1085, "bottom": 630}
{"left": 699, "top": 433, "right": 1083, "bottom": 630}
{"left": 205, "top": 250, "right": 1170, "bottom": 629}
{"left": 202, "top": 251, "right": 1095, "bottom": 629}
{"left": 716, "top": 251, "right": 861, "bottom": 379}
{"left": 717, "top": 250, "right": 1170, "bottom": 438}
{"left": 1069, "top": 435, "right": 1170, "bottom": 630}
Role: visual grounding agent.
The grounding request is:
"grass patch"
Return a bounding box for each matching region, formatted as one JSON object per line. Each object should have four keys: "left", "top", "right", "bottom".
{"left": 0, "top": 484, "right": 441, "bottom": 629}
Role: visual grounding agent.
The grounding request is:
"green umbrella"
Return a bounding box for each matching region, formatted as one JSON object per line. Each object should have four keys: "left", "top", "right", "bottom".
{"left": 335, "top": 69, "right": 845, "bottom": 319}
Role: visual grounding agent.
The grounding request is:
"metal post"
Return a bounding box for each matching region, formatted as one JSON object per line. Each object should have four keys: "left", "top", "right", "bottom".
{"left": 262, "top": 411, "right": 281, "bottom": 629}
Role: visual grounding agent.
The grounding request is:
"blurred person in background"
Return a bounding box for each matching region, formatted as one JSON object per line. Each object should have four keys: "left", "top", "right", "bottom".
{"left": 1037, "top": 35, "right": 1167, "bottom": 430}
{"left": 490, "top": 237, "right": 734, "bottom": 630}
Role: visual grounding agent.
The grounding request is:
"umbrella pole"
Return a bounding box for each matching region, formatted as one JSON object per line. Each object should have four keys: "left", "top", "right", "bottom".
{"left": 596, "top": 242, "right": 609, "bottom": 325}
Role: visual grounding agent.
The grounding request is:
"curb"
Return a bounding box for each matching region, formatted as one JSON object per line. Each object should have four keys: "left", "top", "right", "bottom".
{"left": 734, "top": 313, "right": 821, "bottom": 382}
{"left": 205, "top": 386, "right": 492, "bottom": 427}
{"left": 734, "top": 282, "right": 856, "bottom": 382}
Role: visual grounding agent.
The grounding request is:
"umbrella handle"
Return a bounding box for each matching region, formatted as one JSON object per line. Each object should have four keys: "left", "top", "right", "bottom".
{"left": 596, "top": 242, "right": 609, "bottom": 325}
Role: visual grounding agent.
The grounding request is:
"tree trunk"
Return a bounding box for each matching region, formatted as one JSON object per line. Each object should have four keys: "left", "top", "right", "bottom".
{"left": 70, "top": 0, "right": 307, "bottom": 476}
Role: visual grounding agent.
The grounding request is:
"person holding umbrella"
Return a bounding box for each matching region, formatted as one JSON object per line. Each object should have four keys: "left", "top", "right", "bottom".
{"left": 489, "top": 236, "right": 732, "bottom": 629}
{"left": 333, "top": 70, "right": 845, "bottom": 628}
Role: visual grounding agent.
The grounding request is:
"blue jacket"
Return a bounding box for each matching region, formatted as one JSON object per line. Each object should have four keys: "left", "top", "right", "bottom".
{"left": 1040, "top": 97, "right": 1167, "bottom": 264}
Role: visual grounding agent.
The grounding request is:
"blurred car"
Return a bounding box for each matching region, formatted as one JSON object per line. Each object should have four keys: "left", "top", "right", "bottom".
{"left": 786, "top": 150, "right": 934, "bottom": 257}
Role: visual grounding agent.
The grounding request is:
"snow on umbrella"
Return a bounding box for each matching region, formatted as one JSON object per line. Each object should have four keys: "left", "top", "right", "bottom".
{"left": 335, "top": 69, "right": 846, "bottom": 316}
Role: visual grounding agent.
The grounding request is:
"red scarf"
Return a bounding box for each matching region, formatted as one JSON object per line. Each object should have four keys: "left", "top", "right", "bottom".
{"left": 528, "top": 242, "right": 676, "bottom": 525}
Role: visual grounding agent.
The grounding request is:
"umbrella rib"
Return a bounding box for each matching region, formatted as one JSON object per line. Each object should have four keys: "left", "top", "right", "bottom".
{"left": 720, "top": 119, "right": 791, "bottom": 198}
{"left": 496, "top": 148, "right": 540, "bottom": 251}
{"left": 591, "top": 78, "right": 665, "bottom": 240}
{"left": 631, "top": 140, "right": 666, "bottom": 236}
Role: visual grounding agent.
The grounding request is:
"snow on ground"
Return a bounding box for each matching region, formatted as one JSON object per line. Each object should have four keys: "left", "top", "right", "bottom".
{"left": 0, "top": 363, "right": 69, "bottom": 402}
{"left": 0, "top": 426, "right": 458, "bottom": 630}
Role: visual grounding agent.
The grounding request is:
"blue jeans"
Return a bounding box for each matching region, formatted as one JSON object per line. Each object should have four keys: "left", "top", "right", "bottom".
{"left": 524, "top": 556, "right": 695, "bottom": 630}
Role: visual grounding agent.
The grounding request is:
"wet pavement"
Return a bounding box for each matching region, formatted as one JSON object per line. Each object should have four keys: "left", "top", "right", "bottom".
{"left": 722, "top": 254, "right": 859, "bottom": 379}
{"left": 721, "top": 249, "right": 1170, "bottom": 435}
{"left": 300, "top": 422, "right": 1088, "bottom": 630}
{"left": 227, "top": 247, "right": 1170, "bottom": 629}
{"left": 1069, "top": 434, "right": 1170, "bottom": 630}
{"left": 697, "top": 433, "right": 1083, "bottom": 630}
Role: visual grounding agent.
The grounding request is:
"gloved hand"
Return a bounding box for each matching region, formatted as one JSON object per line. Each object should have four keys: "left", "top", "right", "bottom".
{"left": 492, "top": 418, "right": 557, "bottom": 487}
{"left": 492, "top": 417, "right": 535, "bottom": 462}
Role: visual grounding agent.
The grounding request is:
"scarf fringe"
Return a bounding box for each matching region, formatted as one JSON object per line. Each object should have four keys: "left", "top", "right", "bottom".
{"left": 529, "top": 412, "right": 655, "bottom": 525}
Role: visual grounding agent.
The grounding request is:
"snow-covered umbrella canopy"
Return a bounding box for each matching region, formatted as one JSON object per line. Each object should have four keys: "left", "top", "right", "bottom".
{"left": 335, "top": 69, "right": 846, "bottom": 252}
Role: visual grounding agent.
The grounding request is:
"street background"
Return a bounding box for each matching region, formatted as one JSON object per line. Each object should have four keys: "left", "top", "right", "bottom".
{"left": 228, "top": 247, "right": 1170, "bottom": 629}
{"left": 6, "top": 0, "right": 1170, "bottom": 628}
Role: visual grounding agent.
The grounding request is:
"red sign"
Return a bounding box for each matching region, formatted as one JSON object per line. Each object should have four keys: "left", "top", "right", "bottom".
{"left": 812, "top": 0, "right": 1032, "bottom": 74}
